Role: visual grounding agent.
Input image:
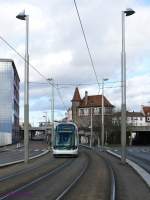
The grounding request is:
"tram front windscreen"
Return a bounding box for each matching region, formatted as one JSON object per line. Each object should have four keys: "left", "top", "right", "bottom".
{"left": 54, "top": 124, "right": 76, "bottom": 149}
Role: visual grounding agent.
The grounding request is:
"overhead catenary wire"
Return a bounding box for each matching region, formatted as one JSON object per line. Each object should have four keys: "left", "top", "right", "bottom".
{"left": 29, "top": 83, "right": 121, "bottom": 90}
{"left": 0, "top": 35, "right": 49, "bottom": 82}
{"left": 29, "top": 81, "right": 121, "bottom": 89}
{"left": 0, "top": 35, "right": 68, "bottom": 113}
{"left": 29, "top": 80, "right": 121, "bottom": 86}
{"left": 73, "top": 0, "right": 101, "bottom": 93}
{"left": 55, "top": 84, "right": 68, "bottom": 111}
{"left": 0, "top": 34, "right": 120, "bottom": 115}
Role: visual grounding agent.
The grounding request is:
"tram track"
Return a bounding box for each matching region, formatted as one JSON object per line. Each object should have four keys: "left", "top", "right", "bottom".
{"left": 80, "top": 146, "right": 150, "bottom": 200}
{"left": 62, "top": 147, "right": 113, "bottom": 200}
{"left": 4, "top": 147, "right": 148, "bottom": 200}
{"left": 80, "top": 145, "right": 116, "bottom": 200}
{"left": 98, "top": 148, "right": 150, "bottom": 200}
{"left": 0, "top": 155, "right": 75, "bottom": 199}
{"left": 91, "top": 149, "right": 116, "bottom": 200}
{"left": 0, "top": 154, "right": 55, "bottom": 182}
{"left": 55, "top": 152, "right": 90, "bottom": 200}
{"left": 93, "top": 149, "right": 116, "bottom": 200}
{"left": 0, "top": 151, "right": 88, "bottom": 200}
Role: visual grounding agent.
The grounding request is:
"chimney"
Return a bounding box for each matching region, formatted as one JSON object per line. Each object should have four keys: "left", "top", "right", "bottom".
{"left": 85, "top": 91, "right": 88, "bottom": 105}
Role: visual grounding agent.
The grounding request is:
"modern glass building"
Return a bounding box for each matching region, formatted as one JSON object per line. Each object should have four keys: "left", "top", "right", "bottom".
{"left": 0, "top": 59, "right": 20, "bottom": 146}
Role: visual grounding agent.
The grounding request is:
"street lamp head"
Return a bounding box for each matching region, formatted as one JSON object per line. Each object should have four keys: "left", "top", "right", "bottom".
{"left": 16, "top": 10, "right": 27, "bottom": 20}
{"left": 103, "top": 78, "right": 109, "bottom": 82}
{"left": 124, "top": 8, "right": 135, "bottom": 16}
{"left": 47, "top": 78, "right": 53, "bottom": 81}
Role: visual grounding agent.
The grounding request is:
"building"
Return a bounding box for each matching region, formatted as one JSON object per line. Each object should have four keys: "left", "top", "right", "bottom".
{"left": 112, "top": 111, "right": 146, "bottom": 126}
{"left": 113, "top": 106, "right": 150, "bottom": 127}
{"left": 141, "top": 106, "right": 150, "bottom": 122}
{"left": 65, "top": 108, "right": 72, "bottom": 122}
{"left": 0, "top": 59, "right": 20, "bottom": 146}
{"left": 71, "top": 87, "right": 114, "bottom": 138}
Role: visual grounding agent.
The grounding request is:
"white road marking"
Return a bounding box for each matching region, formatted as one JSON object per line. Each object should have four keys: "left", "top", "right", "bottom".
{"left": 34, "top": 149, "right": 39, "bottom": 152}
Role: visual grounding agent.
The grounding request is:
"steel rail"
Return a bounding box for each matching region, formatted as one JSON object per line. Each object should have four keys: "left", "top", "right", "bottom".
{"left": 0, "top": 155, "right": 56, "bottom": 182}
{"left": 81, "top": 145, "right": 116, "bottom": 200}
{"left": 0, "top": 158, "right": 75, "bottom": 200}
{"left": 55, "top": 153, "right": 89, "bottom": 200}
{"left": 93, "top": 149, "right": 116, "bottom": 200}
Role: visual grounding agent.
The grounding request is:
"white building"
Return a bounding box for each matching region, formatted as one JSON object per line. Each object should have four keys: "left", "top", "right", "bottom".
{"left": 112, "top": 111, "right": 146, "bottom": 126}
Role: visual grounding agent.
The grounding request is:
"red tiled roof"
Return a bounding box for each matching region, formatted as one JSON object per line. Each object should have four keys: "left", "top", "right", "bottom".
{"left": 79, "top": 95, "right": 114, "bottom": 108}
{"left": 143, "top": 106, "right": 150, "bottom": 116}
{"left": 71, "top": 87, "right": 81, "bottom": 101}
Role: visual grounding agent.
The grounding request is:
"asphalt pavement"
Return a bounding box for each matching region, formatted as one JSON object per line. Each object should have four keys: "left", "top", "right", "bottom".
{"left": 0, "top": 140, "right": 49, "bottom": 165}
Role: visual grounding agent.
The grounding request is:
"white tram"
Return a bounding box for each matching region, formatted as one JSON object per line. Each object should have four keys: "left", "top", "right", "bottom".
{"left": 52, "top": 122, "right": 78, "bottom": 157}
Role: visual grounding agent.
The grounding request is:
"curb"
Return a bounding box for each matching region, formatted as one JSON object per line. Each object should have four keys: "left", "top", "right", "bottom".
{"left": 0, "top": 149, "right": 49, "bottom": 168}
{"left": 106, "top": 150, "right": 150, "bottom": 188}
{"left": 0, "top": 145, "right": 24, "bottom": 153}
{"left": 79, "top": 144, "right": 92, "bottom": 150}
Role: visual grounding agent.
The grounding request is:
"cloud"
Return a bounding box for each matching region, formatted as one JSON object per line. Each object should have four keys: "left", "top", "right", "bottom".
{"left": 0, "top": 0, "right": 150, "bottom": 124}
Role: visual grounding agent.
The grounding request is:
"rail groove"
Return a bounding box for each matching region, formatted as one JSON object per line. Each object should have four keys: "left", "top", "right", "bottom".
{"left": 0, "top": 158, "right": 74, "bottom": 200}
{"left": 0, "top": 155, "right": 56, "bottom": 182}
{"left": 55, "top": 153, "right": 89, "bottom": 200}
{"left": 81, "top": 146, "right": 116, "bottom": 200}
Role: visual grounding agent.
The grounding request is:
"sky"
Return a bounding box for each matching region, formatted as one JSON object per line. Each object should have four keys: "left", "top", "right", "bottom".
{"left": 0, "top": 0, "right": 150, "bottom": 126}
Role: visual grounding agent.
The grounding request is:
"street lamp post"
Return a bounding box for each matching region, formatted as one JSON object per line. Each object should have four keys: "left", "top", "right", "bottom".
{"left": 43, "top": 111, "right": 48, "bottom": 133}
{"left": 16, "top": 10, "right": 29, "bottom": 163}
{"left": 47, "top": 78, "right": 54, "bottom": 147}
{"left": 90, "top": 107, "right": 93, "bottom": 148}
{"left": 121, "top": 8, "right": 135, "bottom": 164}
{"left": 101, "top": 78, "right": 108, "bottom": 150}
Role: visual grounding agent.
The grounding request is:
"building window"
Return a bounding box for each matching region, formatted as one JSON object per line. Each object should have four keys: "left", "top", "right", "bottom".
{"left": 79, "top": 109, "right": 84, "bottom": 116}
{"left": 105, "top": 107, "right": 112, "bottom": 114}
{"left": 99, "top": 108, "right": 102, "bottom": 114}
{"left": 147, "top": 117, "right": 150, "bottom": 122}
{"left": 84, "top": 108, "right": 89, "bottom": 116}
{"left": 94, "top": 108, "right": 99, "bottom": 115}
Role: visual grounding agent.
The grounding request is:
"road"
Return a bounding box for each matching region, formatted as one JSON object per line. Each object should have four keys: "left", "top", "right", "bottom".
{"left": 0, "top": 147, "right": 149, "bottom": 200}
{"left": 0, "top": 141, "right": 48, "bottom": 165}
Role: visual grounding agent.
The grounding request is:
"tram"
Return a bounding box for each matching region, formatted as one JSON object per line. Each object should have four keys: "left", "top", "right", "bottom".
{"left": 52, "top": 122, "right": 79, "bottom": 157}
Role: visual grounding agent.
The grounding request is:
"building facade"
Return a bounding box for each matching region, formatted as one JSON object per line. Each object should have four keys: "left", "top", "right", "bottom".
{"left": 141, "top": 106, "right": 150, "bottom": 123}
{"left": 112, "top": 107, "right": 150, "bottom": 127}
{"left": 71, "top": 87, "right": 114, "bottom": 133}
{"left": 0, "top": 59, "right": 20, "bottom": 146}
